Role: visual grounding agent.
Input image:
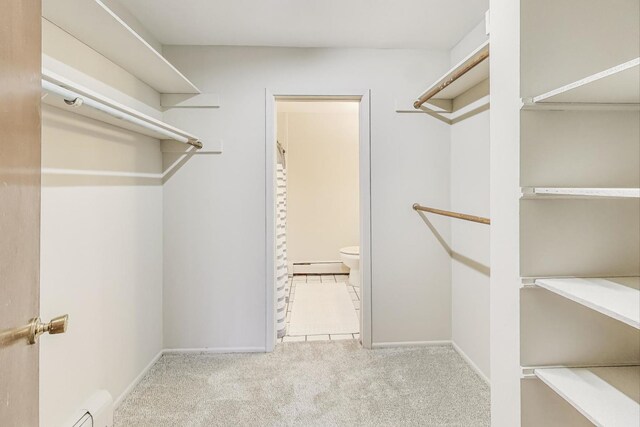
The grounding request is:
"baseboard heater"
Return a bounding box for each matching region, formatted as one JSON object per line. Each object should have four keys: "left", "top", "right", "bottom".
{"left": 68, "top": 390, "right": 113, "bottom": 427}
{"left": 292, "top": 261, "right": 348, "bottom": 275}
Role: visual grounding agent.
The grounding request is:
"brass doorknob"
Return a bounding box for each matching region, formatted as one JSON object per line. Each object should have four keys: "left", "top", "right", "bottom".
{"left": 28, "top": 314, "right": 68, "bottom": 344}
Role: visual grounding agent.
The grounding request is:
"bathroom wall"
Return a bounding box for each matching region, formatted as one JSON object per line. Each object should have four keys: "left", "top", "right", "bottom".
{"left": 39, "top": 20, "right": 164, "bottom": 426}
{"left": 449, "top": 19, "right": 491, "bottom": 382}
{"left": 161, "top": 46, "right": 453, "bottom": 349}
{"left": 277, "top": 101, "right": 359, "bottom": 269}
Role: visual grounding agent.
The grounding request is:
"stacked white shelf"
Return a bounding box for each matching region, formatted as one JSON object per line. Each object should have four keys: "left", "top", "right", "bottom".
{"left": 526, "top": 188, "right": 640, "bottom": 198}
{"left": 526, "top": 58, "right": 639, "bottom": 107}
{"left": 534, "top": 277, "right": 639, "bottom": 329}
{"left": 534, "top": 367, "right": 640, "bottom": 427}
{"left": 519, "top": 2, "right": 640, "bottom": 425}
{"left": 521, "top": 62, "right": 640, "bottom": 421}
{"left": 42, "top": 0, "right": 200, "bottom": 94}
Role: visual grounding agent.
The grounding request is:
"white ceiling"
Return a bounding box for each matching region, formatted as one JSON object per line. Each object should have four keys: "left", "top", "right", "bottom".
{"left": 120, "top": 0, "right": 488, "bottom": 49}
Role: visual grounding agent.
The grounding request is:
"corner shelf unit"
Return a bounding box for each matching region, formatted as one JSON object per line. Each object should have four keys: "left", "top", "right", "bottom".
{"left": 42, "top": 0, "right": 200, "bottom": 94}
{"left": 534, "top": 366, "right": 640, "bottom": 427}
{"left": 524, "top": 58, "right": 640, "bottom": 108}
{"left": 42, "top": 68, "right": 201, "bottom": 147}
{"left": 518, "top": 3, "right": 640, "bottom": 425}
{"left": 534, "top": 277, "right": 640, "bottom": 329}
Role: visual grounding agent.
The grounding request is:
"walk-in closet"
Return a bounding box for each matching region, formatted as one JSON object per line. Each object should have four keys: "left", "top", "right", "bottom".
{"left": 1, "top": 1, "right": 638, "bottom": 426}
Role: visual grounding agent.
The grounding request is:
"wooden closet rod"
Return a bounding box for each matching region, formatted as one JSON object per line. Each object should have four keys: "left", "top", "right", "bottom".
{"left": 413, "top": 203, "right": 490, "bottom": 225}
{"left": 413, "top": 44, "right": 490, "bottom": 109}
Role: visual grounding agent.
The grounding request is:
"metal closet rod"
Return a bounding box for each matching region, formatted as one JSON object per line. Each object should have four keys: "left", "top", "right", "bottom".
{"left": 41, "top": 80, "right": 202, "bottom": 149}
{"left": 413, "top": 203, "right": 490, "bottom": 225}
{"left": 413, "top": 44, "right": 490, "bottom": 109}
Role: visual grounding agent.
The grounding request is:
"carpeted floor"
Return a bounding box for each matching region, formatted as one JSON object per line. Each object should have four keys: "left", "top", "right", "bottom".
{"left": 115, "top": 341, "right": 490, "bottom": 426}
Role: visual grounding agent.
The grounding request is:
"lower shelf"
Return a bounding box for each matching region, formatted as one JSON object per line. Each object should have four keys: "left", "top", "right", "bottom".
{"left": 535, "top": 366, "right": 640, "bottom": 427}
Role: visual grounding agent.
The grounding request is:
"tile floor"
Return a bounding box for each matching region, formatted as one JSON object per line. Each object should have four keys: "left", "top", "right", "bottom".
{"left": 280, "top": 274, "right": 360, "bottom": 342}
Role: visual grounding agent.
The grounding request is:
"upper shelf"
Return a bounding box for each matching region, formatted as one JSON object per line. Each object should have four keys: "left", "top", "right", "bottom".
{"left": 535, "top": 277, "right": 640, "bottom": 329}
{"left": 535, "top": 366, "right": 640, "bottom": 427}
{"left": 524, "top": 188, "right": 640, "bottom": 198}
{"left": 42, "top": 0, "right": 200, "bottom": 94}
{"left": 526, "top": 58, "right": 640, "bottom": 107}
{"left": 414, "top": 40, "right": 490, "bottom": 109}
{"left": 435, "top": 59, "right": 489, "bottom": 100}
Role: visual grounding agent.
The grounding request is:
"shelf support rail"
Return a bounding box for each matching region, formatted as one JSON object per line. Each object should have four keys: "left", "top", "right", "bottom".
{"left": 413, "top": 43, "right": 490, "bottom": 109}
{"left": 41, "top": 80, "right": 202, "bottom": 149}
{"left": 413, "top": 203, "right": 490, "bottom": 225}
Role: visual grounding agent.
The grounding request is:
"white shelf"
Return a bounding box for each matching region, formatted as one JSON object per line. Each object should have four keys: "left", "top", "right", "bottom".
{"left": 42, "top": 0, "right": 200, "bottom": 94}
{"left": 535, "top": 277, "right": 640, "bottom": 329}
{"left": 535, "top": 366, "right": 640, "bottom": 427}
{"left": 527, "top": 188, "right": 640, "bottom": 198}
{"left": 529, "top": 58, "right": 640, "bottom": 106}
{"left": 418, "top": 40, "right": 490, "bottom": 105}
{"left": 42, "top": 68, "right": 200, "bottom": 144}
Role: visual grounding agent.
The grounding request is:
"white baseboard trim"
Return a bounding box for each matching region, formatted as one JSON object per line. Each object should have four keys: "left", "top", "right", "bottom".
{"left": 451, "top": 341, "right": 490, "bottom": 386}
{"left": 163, "top": 347, "right": 266, "bottom": 354}
{"left": 371, "top": 340, "right": 452, "bottom": 349}
{"left": 113, "top": 349, "right": 164, "bottom": 409}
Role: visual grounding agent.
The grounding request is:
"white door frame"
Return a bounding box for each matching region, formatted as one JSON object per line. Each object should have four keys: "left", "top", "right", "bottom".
{"left": 265, "top": 89, "right": 372, "bottom": 351}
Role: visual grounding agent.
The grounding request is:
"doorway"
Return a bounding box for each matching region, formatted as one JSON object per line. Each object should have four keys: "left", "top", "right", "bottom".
{"left": 265, "top": 91, "right": 372, "bottom": 351}
{"left": 278, "top": 100, "right": 360, "bottom": 343}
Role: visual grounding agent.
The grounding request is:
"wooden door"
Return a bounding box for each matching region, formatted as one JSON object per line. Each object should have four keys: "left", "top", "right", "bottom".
{"left": 0, "top": 1, "right": 42, "bottom": 426}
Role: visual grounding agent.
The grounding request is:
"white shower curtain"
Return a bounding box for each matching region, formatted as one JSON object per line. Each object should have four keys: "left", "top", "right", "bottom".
{"left": 276, "top": 163, "right": 288, "bottom": 338}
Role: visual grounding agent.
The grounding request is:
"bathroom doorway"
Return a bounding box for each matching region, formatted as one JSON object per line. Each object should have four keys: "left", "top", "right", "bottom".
{"left": 265, "top": 92, "right": 372, "bottom": 351}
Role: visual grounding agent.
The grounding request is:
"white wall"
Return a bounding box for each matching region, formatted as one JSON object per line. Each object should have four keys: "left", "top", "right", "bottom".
{"left": 448, "top": 18, "right": 491, "bottom": 382}
{"left": 450, "top": 109, "right": 490, "bottom": 380}
{"left": 277, "top": 102, "right": 359, "bottom": 266}
{"left": 39, "top": 21, "right": 164, "bottom": 427}
{"left": 450, "top": 19, "right": 488, "bottom": 66}
{"left": 161, "top": 46, "right": 452, "bottom": 348}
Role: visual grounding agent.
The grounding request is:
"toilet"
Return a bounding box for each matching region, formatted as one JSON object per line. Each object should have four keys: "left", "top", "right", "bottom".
{"left": 339, "top": 246, "right": 360, "bottom": 287}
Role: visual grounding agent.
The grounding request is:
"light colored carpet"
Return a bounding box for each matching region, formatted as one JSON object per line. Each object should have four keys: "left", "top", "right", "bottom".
{"left": 288, "top": 284, "right": 359, "bottom": 336}
{"left": 115, "top": 341, "right": 490, "bottom": 426}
